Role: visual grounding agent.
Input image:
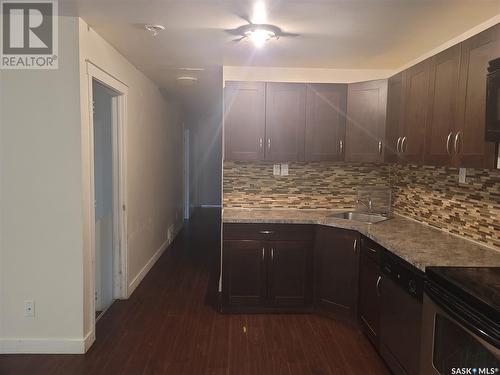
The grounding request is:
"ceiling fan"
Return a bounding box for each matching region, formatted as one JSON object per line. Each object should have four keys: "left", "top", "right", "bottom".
{"left": 225, "top": 2, "right": 299, "bottom": 48}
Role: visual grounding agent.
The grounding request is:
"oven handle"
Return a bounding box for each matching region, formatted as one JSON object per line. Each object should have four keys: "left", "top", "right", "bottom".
{"left": 425, "top": 282, "right": 500, "bottom": 349}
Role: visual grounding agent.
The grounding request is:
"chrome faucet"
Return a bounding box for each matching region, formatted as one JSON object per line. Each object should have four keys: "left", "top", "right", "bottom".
{"left": 357, "top": 197, "right": 373, "bottom": 212}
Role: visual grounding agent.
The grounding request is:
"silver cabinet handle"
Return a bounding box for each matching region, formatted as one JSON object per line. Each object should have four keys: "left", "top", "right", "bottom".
{"left": 376, "top": 276, "right": 382, "bottom": 296}
{"left": 396, "top": 137, "right": 402, "bottom": 153}
{"left": 353, "top": 239, "right": 357, "bottom": 253}
{"left": 378, "top": 141, "right": 383, "bottom": 155}
{"left": 262, "top": 247, "right": 265, "bottom": 261}
{"left": 271, "top": 248, "right": 274, "bottom": 261}
{"left": 454, "top": 131, "right": 461, "bottom": 155}
{"left": 446, "top": 132, "right": 453, "bottom": 156}
{"left": 367, "top": 247, "right": 377, "bottom": 255}
{"left": 258, "top": 230, "right": 275, "bottom": 235}
{"left": 267, "top": 138, "right": 271, "bottom": 150}
{"left": 259, "top": 138, "right": 263, "bottom": 149}
{"left": 401, "top": 136, "right": 407, "bottom": 153}
{"left": 339, "top": 139, "right": 343, "bottom": 154}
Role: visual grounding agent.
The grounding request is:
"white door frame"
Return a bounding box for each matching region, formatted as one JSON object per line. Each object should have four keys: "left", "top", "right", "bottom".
{"left": 86, "top": 61, "right": 128, "bottom": 338}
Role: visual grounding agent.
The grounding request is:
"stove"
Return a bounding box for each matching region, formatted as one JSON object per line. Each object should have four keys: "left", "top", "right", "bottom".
{"left": 426, "top": 267, "right": 500, "bottom": 324}
{"left": 420, "top": 266, "right": 500, "bottom": 375}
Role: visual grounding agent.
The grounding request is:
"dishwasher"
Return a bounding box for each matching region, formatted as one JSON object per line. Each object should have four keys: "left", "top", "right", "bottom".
{"left": 379, "top": 251, "right": 425, "bottom": 375}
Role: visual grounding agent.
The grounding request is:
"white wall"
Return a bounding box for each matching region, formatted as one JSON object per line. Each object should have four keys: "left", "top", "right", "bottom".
{"left": 185, "top": 110, "right": 223, "bottom": 207}
{"left": 79, "top": 19, "right": 184, "bottom": 345}
{"left": 184, "top": 68, "right": 223, "bottom": 208}
{"left": 0, "top": 17, "right": 84, "bottom": 353}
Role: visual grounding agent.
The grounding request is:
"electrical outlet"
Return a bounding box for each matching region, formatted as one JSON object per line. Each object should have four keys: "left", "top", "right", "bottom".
{"left": 280, "top": 164, "right": 289, "bottom": 176}
{"left": 273, "top": 164, "right": 281, "bottom": 176}
{"left": 458, "top": 168, "right": 467, "bottom": 184}
{"left": 24, "top": 300, "right": 35, "bottom": 317}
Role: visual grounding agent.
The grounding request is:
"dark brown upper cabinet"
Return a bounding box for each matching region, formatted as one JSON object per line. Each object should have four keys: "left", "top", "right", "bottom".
{"left": 345, "top": 80, "right": 388, "bottom": 162}
{"left": 305, "top": 84, "right": 347, "bottom": 161}
{"left": 385, "top": 72, "right": 405, "bottom": 163}
{"left": 224, "top": 81, "right": 266, "bottom": 161}
{"left": 265, "top": 83, "right": 307, "bottom": 161}
{"left": 400, "top": 60, "right": 430, "bottom": 164}
{"left": 424, "top": 45, "right": 462, "bottom": 166}
{"left": 455, "top": 24, "right": 500, "bottom": 168}
{"left": 314, "top": 226, "right": 360, "bottom": 321}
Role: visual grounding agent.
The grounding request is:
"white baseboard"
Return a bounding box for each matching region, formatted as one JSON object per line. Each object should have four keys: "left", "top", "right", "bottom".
{"left": 83, "top": 330, "right": 95, "bottom": 352}
{"left": 127, "top": 223, "right": 182, "bottom": 296}
{"left": 0, "top": 337, "right": 87, "bottom": 354}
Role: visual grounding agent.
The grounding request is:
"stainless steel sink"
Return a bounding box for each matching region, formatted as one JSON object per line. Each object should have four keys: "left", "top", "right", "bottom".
{"left": 328, "top": 211, "right": 390, "bottom": 224}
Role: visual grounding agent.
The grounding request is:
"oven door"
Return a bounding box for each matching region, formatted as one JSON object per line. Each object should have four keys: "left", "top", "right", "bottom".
{"left": 421, "top": 291, "right": 500, "bottom": 375}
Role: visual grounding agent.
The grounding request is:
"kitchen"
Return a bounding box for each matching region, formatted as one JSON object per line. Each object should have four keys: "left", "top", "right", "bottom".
{"left": 221, "top": 22, "right": 500, "bottom": 375}
{"left": 0, "top": 1, "right": 499, "bottom": 374}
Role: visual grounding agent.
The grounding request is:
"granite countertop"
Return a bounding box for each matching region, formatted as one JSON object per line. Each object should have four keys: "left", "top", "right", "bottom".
{"left": 223, "top": 208, "right": 500, "bottom": 272}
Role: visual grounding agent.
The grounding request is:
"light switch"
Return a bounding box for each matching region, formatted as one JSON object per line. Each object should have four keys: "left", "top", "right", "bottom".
{"left": 273, "top": 164, "right": 281, "bottom": 176}
{"left": 281, "top": 164, "right": 289, "bottom": 176}
{"left": 458, "top": 168, "right": 466, "bottom": 184}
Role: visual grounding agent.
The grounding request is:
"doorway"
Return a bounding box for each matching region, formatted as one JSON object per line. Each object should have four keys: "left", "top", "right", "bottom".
{"left": 93, "top": 80, "right": 116, "bottom": 320}
{"left": 87, "top": 62, "right": 129, "bottom": 340}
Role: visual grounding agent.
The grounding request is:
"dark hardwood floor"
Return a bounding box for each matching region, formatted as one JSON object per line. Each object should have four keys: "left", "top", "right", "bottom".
{"left": 0, "top": 208, "right": 389, "bottom": 375}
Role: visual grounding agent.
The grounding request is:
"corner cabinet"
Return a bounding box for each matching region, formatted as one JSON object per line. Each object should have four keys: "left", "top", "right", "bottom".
{"left": 223, "top": 81, "right": 266, "bottom": 161}
{"left": 221, "top": 223, "right": 314, "bottom": 312}
{"left": 314, "top": 226, "right": 360, "bottom": 321}
{"left": 345, "top": 80, "right": 388, "bottom": 162}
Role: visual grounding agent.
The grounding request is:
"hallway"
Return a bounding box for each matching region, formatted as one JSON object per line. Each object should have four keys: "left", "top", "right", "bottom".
{"left": 0, "top": 209, "right": 388, "bottom": 375}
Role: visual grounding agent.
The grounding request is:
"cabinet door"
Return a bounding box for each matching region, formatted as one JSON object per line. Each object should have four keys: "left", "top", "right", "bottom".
{"left": 222, "top": 240, "right": 267, "bottom": 306}
{"left": 268, "top": 241, "right": 312, "bottom": 307}
{"left": 385, "top": 73, "right": 405, "bottom": 163}
{"left": 345, "top": 80, "right": 388, "bottom": 162}
{"left": 358, "top": 248, "right": 381, "bottom": 347}
{"left": 265, "top": 83, "right": 306, "bottom": 161}
{"left": 455, "top": 24, "right": 499, "bottom": 168}
{"left": 424, "top": 45, "right": 462, "bottom": 166}
{"left": 314, "top": 226, "right": 359, "bottom": 320}
{"left": 400, "top": 61, "right": 430, "bottom": 164}
{"left": 224, "top": 81, "right": 266, "bottom": 161}
{"left": 305, "top": 84, "right": 347, "bottom": 161}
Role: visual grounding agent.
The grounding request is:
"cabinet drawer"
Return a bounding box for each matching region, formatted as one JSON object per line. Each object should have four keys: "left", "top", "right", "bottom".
{"left": 223, "top": 223, "right": 315, "bottom": 241}
{"left": 361, "top": 237, "right": 383, "bottom": 264}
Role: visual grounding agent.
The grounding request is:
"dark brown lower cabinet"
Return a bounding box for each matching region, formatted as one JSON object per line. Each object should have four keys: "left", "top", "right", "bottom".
{"left": 269, "top": 241, "right": 313, "bottom": 307}
{"left": 222, "top": 224, "right": 314, "bottom": 312}
{"left": 314, "top": 226, "right": 360, "bottom": 321}
{"left": 222, "top": 240, "right": 266, "bottom": 307}
{"left": 358, "top": 237, "right": 383, "bottom": 347}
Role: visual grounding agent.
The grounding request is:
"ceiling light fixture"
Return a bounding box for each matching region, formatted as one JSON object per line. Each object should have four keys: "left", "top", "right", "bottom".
{"left": 144, "top": 24, "right": 165, "bottom": 36}
{"left": 176, "top": 76, "right": 198, "bottom": 86}
{"left": 245, "top": 27, "right": 276, "bottom": 48}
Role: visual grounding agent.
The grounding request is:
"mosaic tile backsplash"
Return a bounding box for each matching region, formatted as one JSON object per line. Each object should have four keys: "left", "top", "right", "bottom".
{"left": 391, "top": 164, "right": 500, "bottom": 250}
{"left": 223, "top": 162, "right": 390, "bottom": 209}
{"left": 223, "top": 161, "right": 500, "bottom": 250}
